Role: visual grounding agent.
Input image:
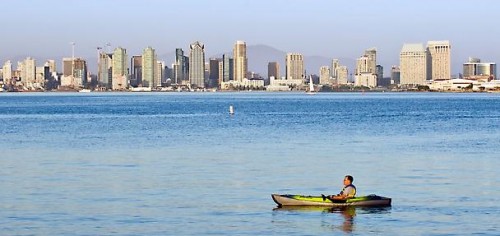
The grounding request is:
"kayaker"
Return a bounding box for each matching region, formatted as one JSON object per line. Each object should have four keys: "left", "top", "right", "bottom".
{"left": 323, "top": 175, "right": 356, "bottom": 201}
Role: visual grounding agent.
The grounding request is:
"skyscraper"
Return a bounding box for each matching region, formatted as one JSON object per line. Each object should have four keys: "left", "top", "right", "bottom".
{"left": 21, "top": 57, "right": 36, "bottom": 86}
{"left": 62, "top": 57, "right": 87, "bottom": 88}
{"left": 268, "top": 62, "right": 280, "bottom": 79}
{"left": 156, "top": 61, "right": 165, "bottom": 87}
{"left": 400, "top": 43, "right": 427, "bottom": 85}
{"left": 98, "top": 52, "right": 112, "bottom": 88}
{"left": 142, "top": 46, "right": 157, "bottom": 88}
{"left": 173, "top": 48, "right": 188, "bottom": 85}
{"left": 364, "top": 48, "right": 377, "bottom": 74}
{"left": 112, "top": 47, "right": 128, "bottom": 90}
{"left": 286, "top": 53, "right": 304, "bottom": 80}
{"left": 319, "top": 66, "right": 330, "bottom": 85}
{"left": 2, "top": 61, "right": 12, "bottom": 85}
{"left": 209, "top": 58, "right": 221, "bottom": 88}
{"left": 222, "top": 54, "right": 233, "bottom": 82}
{"left": 130, "top": 55, "right": 142, "bottom": 87}
{"left": 233, "top": 40, "right": 247, "bottom": 82}
{"left": 336, "top": 66, "right": 348, "bottom": 85}
{"left": 427, "top": 40, "right": 451, "bottom": 80}
{"left": 189, "top": 41, "right": 205, "bottom": 88}
{"left": 331, "top": 59, "right": 339, "bottom": 79}
{"left": 391, "top": 66, "right": 401, "bottom": 84}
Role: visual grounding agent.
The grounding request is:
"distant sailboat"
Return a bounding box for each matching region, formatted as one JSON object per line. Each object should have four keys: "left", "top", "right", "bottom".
{"left": 307, "top": 76, "right": 316, "bottom": 94}
{"left": 229, "top": 105, "right": 234, "bottom": 115}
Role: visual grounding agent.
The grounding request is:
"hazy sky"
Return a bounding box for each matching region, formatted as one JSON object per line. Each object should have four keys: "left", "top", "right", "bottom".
{"left": 2, "top": 0, "right": 500, "bottom": 74}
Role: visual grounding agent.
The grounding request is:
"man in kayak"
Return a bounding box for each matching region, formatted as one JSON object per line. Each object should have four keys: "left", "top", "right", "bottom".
{"left": 323, "top": 175, "right": 356, "bottom": 201}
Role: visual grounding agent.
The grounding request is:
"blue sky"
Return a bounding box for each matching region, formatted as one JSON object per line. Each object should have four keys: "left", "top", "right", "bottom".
{"left": 2, "top": 0, "right": 500, "bottom": 74}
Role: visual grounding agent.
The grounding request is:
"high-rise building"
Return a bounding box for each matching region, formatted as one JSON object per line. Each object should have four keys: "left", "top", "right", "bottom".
{"left": 62, "top": 57, "right": 87, "bottom": 88}
{"left": 331, "top": 59, "right": 339, "bottom": 79}
{"left": 21, "top": 57, "right": 36, "bottom": 86}
{"left": 189, "top": 41, "right": 205, "bottom": 88}
{"left": 130, "top": 55, "right": 142, "bottom": 87}
{"left": 427, "top": 40, "right": 451, "bottom": 80}
{"left": 336, "top": 66, "right": 348, "bottom": 85}
{"left": 268, "top": 62, "right": 280, "bottom": 79}
{"left": 376, "top": 65, "right": 384, "bottom": 83}
{"left": 156, "top": 61, "right": 165, "bottom": 87}
{"left": 233, "top": 40, "right": 247, "bottom": 82}
{"left": 400, "top": 43, "right": 427, "bottom": 85}
{"left": 46, "top": 60, "right": 56, "bottom": 73}
{"left": 209, "top": 58, "right": 221, "bottom": 88}
{"left": 222, "top": 54, "right": 233, "bottom": 82}
{"left": 173, "top": 48, "right": 188, "bottom": 84}
{"left": 364, "top": 48, "right": 377, "bottom": 74}
{"left": 463, "top": 57, "right": 496, "bottom": 81}
{"left": 98, "top": 52, "right": 112, "bottom": 88}
{"left": 142, "top": 46, "right": 157, "bottom": 88}
{"left": 112, "top": 47, "right": 128, "bottom": 90}
{"left": 286, "top": 53, "right": 304, "bottom": 80}
{"left": 391, "top": 66, "right": 401, "bottom": 84}
{"left": 355, "top": 49, "right": 378, "bottom": 87}
{"left": 319, "top": 66, "right": 330, "bottom": 85}
{"left": 2, "top": 61, "right": 12, "bottom": 85}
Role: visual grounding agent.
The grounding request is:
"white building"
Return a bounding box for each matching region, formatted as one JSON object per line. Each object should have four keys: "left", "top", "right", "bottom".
{"left": 112, "top": 47, "right": 128, "bottom": 90}
{"left": 336, "top": 66, "right": 349, "bottom": 85}
{"left": 400, "top": 43, "right": 427, "bottom": 85}
{"left": 189, "top": 41, "right": 206, "bottom": 88}
{"left": 286, "top": 53, "right": 304, "bottom": 80}
{"left": 427, "top": 40, "right": 451, "bottom": 80}
{"left": 319, "top": 66, "right": 331, "bottom": 85}
{"left": 355, "top": 73, "right": 377, "bottom": 87}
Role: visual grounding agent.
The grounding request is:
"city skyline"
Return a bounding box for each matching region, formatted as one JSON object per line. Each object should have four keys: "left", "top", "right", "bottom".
{"left": 2, "top": 0, "right": 500, "bottom": 76}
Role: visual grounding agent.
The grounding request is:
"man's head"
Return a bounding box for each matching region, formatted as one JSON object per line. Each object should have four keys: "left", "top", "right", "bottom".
{"left": 344, "top": 175, "right": 354, "bottom": 185}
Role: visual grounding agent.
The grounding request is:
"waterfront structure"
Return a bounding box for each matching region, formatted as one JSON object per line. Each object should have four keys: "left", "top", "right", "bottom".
{"left": 336, "top": 66, "right": 349, "bottom": 85}
{"left": 156, "top": 61, "right": 165, "bottom": 87}
{"left": 98, "top": 52, "right": 112, "bottom": 88}
{"left": 222, "top": 54, "right": 233, "bottom": 82}
{"left": 21, "top": 57, "right": 36, "bottom": 86}
{"left": 46, "top": 60, "right": 56, "bottom": 73}
{"left": 173, "top": 48, "right": 189, "bottom": 85}
{"left": 189, "top": 41, "right": 206, "bottom": 88}
{"left": 130, "top": 55, "right": 142, "bottom": 87}
{"left": 2, "top": 60, "right": 12, "bottom": 85}
{"left": 463, "top": 57, "right": 496, "bottom": 81}
{"left": 209, "top": 58, "right": 221, "bottom": 88}
{"left": 286, "top": 53, "right": 304, "bottom": 80}
{"left": 142, "top": 46, "right": 157, "bottom": 88}
{"left": 268, "top": 62, "right": 280, "bottom": 80}
{"left": 400, "top": 43, "right": 427, "bottom": 85}
{"left": 354, "top": 48, "right": 377, "bottom": 87}
{"left": 319, "top": 66, "right": 330, "bottom": 85}
{"left": 391, "top": 66, "right": 401, "bottom": 84}
{"left": 112, "top": 47, "right": 128, "bottom": 90}
{"left": 331, "top": 59, "right": 339, "bottom": 79}
{"left": 376, "top": 65, "right": 384, "bottom": 84}
{"left": 233, "top": 41, "right": 247, "bottom": 82}
{"left": 427, "top": 40, "right": 451, "bottom": 80}
{"left": 62, "top": 57, "right": 87, "bottom": 88}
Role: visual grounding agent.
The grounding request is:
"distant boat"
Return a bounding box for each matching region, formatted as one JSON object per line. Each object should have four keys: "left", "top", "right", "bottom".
{"left": 307, "top": 76, "right": 316, "bottom": 94}
{"left": 229, "top": 105, "right": 234, "bottom": 115}
{"left": 79, "top": 89, "right": 91, "bottom": 93}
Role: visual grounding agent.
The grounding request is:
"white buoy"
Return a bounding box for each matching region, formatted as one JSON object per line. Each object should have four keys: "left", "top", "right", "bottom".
{"left": 229, "top": 105, "right": 234, "bottom": 115}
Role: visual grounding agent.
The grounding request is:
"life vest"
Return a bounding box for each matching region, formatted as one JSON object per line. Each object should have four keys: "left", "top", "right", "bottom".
{"left": 340, "top": 184, "right": 356, "bottom": 197}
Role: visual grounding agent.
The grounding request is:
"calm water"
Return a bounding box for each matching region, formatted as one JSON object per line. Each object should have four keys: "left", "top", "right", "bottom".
{"left": 0, "top": 92, "right": 499, "bottom": 235}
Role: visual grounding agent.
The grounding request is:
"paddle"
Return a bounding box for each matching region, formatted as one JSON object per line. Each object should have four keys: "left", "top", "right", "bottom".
{"left": 322, "top": 194, "right": 347, "bottom": 203}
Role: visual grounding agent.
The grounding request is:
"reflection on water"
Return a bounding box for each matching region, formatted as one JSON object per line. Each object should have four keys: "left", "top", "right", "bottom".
{"left": 273, "top": 206, "right": 391, "bottom": 233}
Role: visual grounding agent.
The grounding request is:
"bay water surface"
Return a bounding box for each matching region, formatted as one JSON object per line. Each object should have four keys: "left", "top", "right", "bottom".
{"left": 0, "top": 92, "right": 499, "bottom": 235}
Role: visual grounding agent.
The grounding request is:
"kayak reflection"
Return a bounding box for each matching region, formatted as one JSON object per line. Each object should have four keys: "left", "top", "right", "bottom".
{"left": 273, "top": 206, "right": 391, "bottom": 233}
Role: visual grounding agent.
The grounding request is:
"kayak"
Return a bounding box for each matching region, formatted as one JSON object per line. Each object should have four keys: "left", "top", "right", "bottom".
{"left": 272, "top": 194, "right": 391, "bottom": 207}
